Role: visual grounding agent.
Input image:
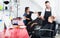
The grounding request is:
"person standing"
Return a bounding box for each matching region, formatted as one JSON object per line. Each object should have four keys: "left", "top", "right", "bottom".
{"left": 43, "top": 1, "right": 56, "bottom": 36}
{"left": 44, "top": 1, "right": 52, "bottom": 24}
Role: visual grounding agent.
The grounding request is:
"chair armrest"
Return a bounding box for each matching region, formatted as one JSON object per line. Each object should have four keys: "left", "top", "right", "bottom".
{"left": 39, "top": 29, "right": 54, "bottom": 32}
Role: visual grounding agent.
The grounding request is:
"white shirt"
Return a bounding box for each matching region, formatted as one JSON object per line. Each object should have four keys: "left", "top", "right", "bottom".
{"left": 41, "top": 8, "right": 56, "bottom": 20}
{"left": 41, "top": 8, "right": 56, "bottom": 16}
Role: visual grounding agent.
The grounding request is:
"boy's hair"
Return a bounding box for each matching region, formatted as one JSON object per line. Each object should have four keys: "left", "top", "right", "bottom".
{"left": 50, "top": 16, "right": 55, "bottom": 19}
{"left": 38, "top": 12, "right": 41, "bottom": 16}
{"left": 45, "top": 1, "right": 49, "bottom": 4}
{"left": 48, "top": 16, "right": 55, "bottom": 20}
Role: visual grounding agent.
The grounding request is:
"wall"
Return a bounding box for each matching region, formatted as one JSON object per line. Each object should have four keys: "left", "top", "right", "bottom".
{"left": 19, "top": 0, "right": 59, "bottom": 16}
{"left": 0, "top": 0, "right": 60, "bottom": 23}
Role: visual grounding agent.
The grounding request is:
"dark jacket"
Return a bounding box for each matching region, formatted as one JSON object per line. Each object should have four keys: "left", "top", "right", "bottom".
{"left": 40, "top": 21, "right": 56, "bottom": 37}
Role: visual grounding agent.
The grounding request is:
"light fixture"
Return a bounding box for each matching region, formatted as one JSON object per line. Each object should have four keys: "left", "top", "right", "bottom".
{"left": 4, "top": 1, "right": 9, "bottom": 5}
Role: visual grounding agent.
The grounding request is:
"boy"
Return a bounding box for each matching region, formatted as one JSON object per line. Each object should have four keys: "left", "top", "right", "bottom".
{"left": 40, "top": 16, "right": 56, "bottom": 38}
{"left": 27, "top": 12, "right": 44, "bottom": 38}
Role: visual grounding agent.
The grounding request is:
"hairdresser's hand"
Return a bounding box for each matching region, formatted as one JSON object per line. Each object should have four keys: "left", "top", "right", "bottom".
{"left": 40, "top": 16, "right": 45, "bottom": 20}
{"left": 33, "top": 12, "right": 37, "bottom": 14}
{"left": 27, "top": 18, "right": 30, "bottom": 20}
{"left": 52, "top": 16, "right": 56, "bottom": 21}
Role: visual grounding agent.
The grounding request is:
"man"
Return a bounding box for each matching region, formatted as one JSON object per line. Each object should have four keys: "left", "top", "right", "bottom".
{"left": 42, "top": 1, "right": 56, "bottom": 26}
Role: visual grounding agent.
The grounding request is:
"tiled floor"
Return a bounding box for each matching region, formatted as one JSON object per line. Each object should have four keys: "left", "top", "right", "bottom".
{"left": 55, "top": 34, "right": 60, "bottom": 38}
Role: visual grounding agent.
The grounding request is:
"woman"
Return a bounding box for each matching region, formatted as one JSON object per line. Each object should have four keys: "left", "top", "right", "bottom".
{"left": 23, "top": 7, "right": 33, "bottom": 25}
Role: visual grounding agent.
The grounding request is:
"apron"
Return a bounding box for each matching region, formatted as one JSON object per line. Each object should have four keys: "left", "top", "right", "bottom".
{"left": 43, "top": 9, "right": 52, "bottom": 26}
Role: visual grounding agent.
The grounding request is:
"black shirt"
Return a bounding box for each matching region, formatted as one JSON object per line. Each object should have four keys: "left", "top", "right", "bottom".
{"left": 23, "top": 11, "right": 33, "bottom": 25}
{"left": 34, "top": 18, "right": 43, "bottom": 26}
